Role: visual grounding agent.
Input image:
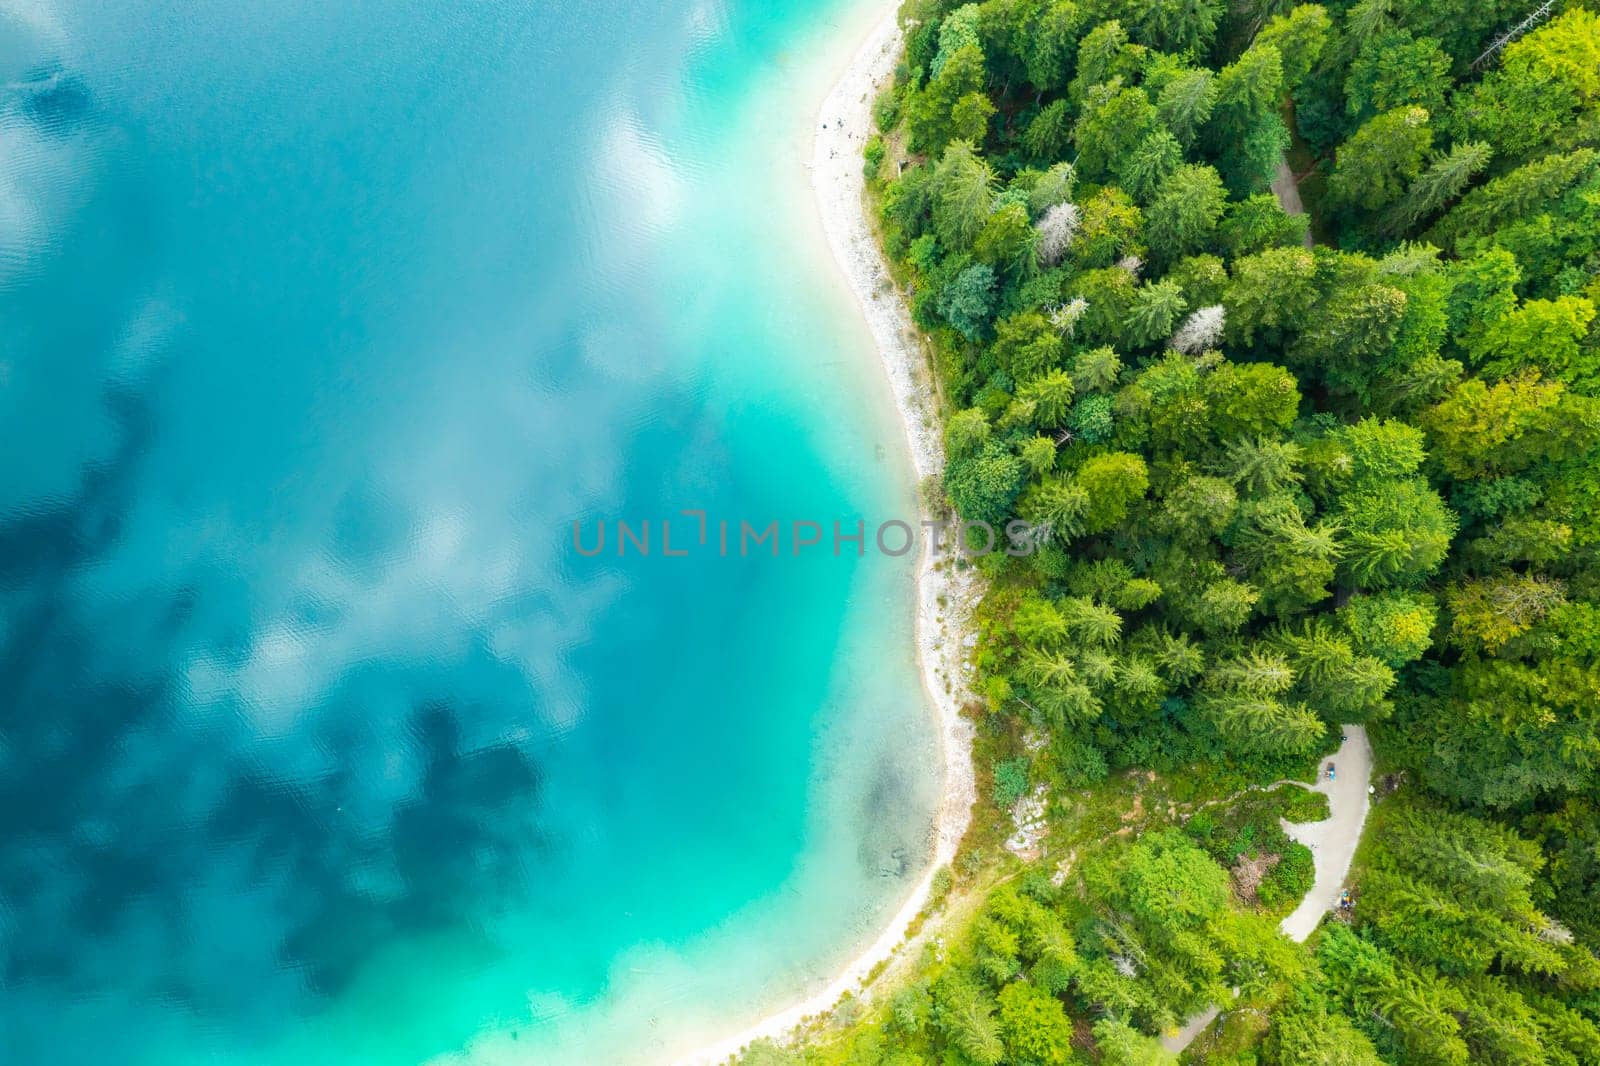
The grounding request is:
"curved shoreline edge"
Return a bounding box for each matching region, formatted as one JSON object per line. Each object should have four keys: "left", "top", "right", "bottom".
{"left": 680, "top": 7, "right": 979, "bottom": 1063}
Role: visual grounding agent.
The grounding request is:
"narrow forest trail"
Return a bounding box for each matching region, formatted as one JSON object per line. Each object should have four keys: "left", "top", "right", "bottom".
{"left": 1270, "top": 159, "right": 1315, "bottom": 248}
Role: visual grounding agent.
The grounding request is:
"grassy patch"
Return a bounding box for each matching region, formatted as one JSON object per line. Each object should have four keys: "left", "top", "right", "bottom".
{"left": 1183, "top": 785, "right": 1327, "bottom": 916}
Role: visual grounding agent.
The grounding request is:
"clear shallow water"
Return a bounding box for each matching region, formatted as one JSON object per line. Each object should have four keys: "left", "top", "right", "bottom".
{"left": 0, "top": 1, "right": 938, "bottom": 1062}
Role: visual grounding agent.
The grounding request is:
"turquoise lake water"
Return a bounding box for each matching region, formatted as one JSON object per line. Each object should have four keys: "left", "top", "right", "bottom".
{"left": 0, "top": 1, "right": 939, "bottom": 1062}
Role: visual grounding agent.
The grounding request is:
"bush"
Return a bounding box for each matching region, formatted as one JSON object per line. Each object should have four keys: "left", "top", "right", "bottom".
{"left": 1275, "top": 784, "right": 1330, "bottom": 824}
{"left": 1049, "top": 735, "right": 1109, "bottom": 787}
{"left": 1258, "top": 842, "right": 1314, "bottom": 911}
{"left": 992, "top": 757, "right": 1030, "bottom": 808}
{"left": 873, "top": 86, "right": 901, "bottom": 134}
{"left": 864, "top": 135, "right": 886, "bottom": 182}
{"left": 1067, "top": 394, "right": 1115, "bottom": 443}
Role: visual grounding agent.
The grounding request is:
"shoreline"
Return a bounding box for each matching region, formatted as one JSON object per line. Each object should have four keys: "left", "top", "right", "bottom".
{"left": 680, "top": 5, "right": 979, "bottom": 1062}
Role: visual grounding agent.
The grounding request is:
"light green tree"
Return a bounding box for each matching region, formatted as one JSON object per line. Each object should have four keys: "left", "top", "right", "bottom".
{"left": 1075, "top": 451, "right": 1149, "bottom": 532}
{"left": 1327, "top": 106, "right": 1432, "bottom": 212}
{"left": 945, "top": 407, "right": 992, "bottom": 459}
{"left": 995, "top": 982, "right": 1074, "bottom": 1064}
{"left": 1145, "top": 163, "right": 1227, "bottom": 261}
{"left": 992, "top": 311, "right": 1064, "bottom": 379}
{"left": 1257, "top": 4, "right": 1331, "bottom": 90}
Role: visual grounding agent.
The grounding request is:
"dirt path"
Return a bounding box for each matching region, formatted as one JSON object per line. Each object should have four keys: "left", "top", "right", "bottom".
{"left": 1270, "top": 158, "right": 1315, "bottom": 248}
{"left": 1161, "top": 727, "right": 1374, "bottom": 1053}
{"left": 1279, "top": 726, "right": 1373, "bottom": 940}
{"left": 1162, "top": 1006, "right": 1221, "bottom": 1055}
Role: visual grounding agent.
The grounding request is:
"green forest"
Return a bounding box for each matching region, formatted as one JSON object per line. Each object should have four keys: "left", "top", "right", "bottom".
{"left": 743, "top": 0, "right": 1600, "bottom": 1062}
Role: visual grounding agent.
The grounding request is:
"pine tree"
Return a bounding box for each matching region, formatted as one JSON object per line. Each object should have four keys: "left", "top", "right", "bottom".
{"left": 1200, "top": 692, "right": 1324, "bottom": 753}
{"left": 1341, "top": 0, "right": 1395, "bottom": 57}
{"left": 1257, "top": 4, "right": 1332, "bottom": 89}
{"left": 1021, "top": 368, "right": 1077, "bottom": 426}
{"left": 932, "top": 140, "right": 996, "bottom": 250}
{"left": 1145, "top": 164, "right": 1227, "bottom": 261}
{"left": 1204, "top": 651, "right": 1295, "bottom": 697}
{"left": 1124, "top": 279, "right": 1188, "bottom": 347}
{"left": 1221, "top": 437, "right": 1303, "bottom": 494}
{"left": 1094, "top": 1017, "right": 1178, "bottom": 1065}
{"left": 1021, "top": 477, "right": 1090, "bottom": 542}
{"left": 907, "top": 42, "right": 988, "bottom": 154}
{"left": 933, "top": 974, "right": 1005, "bottom": 1066}
{"left": 1070, "top": 344, "right": 1123, "bottom": 391}
{"left": 1018, "top": 649, "right": 1077, "bottom": 690}
{"left": 1210, "top": 43, "right": 1284, "bottom": 143}
{"left": 1156, "top": 67, "right": 1217, "bottom": 146}
{"left": 1023, "top": 99, "right": 1073, "bottom": 164}
{"left": 1428, "top": 149, "right": 1597, "bottom": 248}
{"left": 1224, "top": 246, "right": 1317, "bottom": 343}
{"left": 1382, "top": 140, "right": 1492, "bottom": 236}
{"left": 1115, "top": 129, "right": 1183, "bottom": 204}
{"left": 1023, "top": 0, "right": 1085, "bottom": 91}
{"left": 1061, "top": 595, "right": 1124, "bottom": 647}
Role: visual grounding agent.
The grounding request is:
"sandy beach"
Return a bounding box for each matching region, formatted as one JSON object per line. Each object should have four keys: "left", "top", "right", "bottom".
{"left": 680, "top": 5, "right": 980, "bottom": 1062}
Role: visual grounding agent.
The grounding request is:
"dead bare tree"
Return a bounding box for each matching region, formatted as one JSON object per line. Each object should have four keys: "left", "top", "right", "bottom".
{"left": 1472, "top": 0, "right": 1557, "bottom": 70}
